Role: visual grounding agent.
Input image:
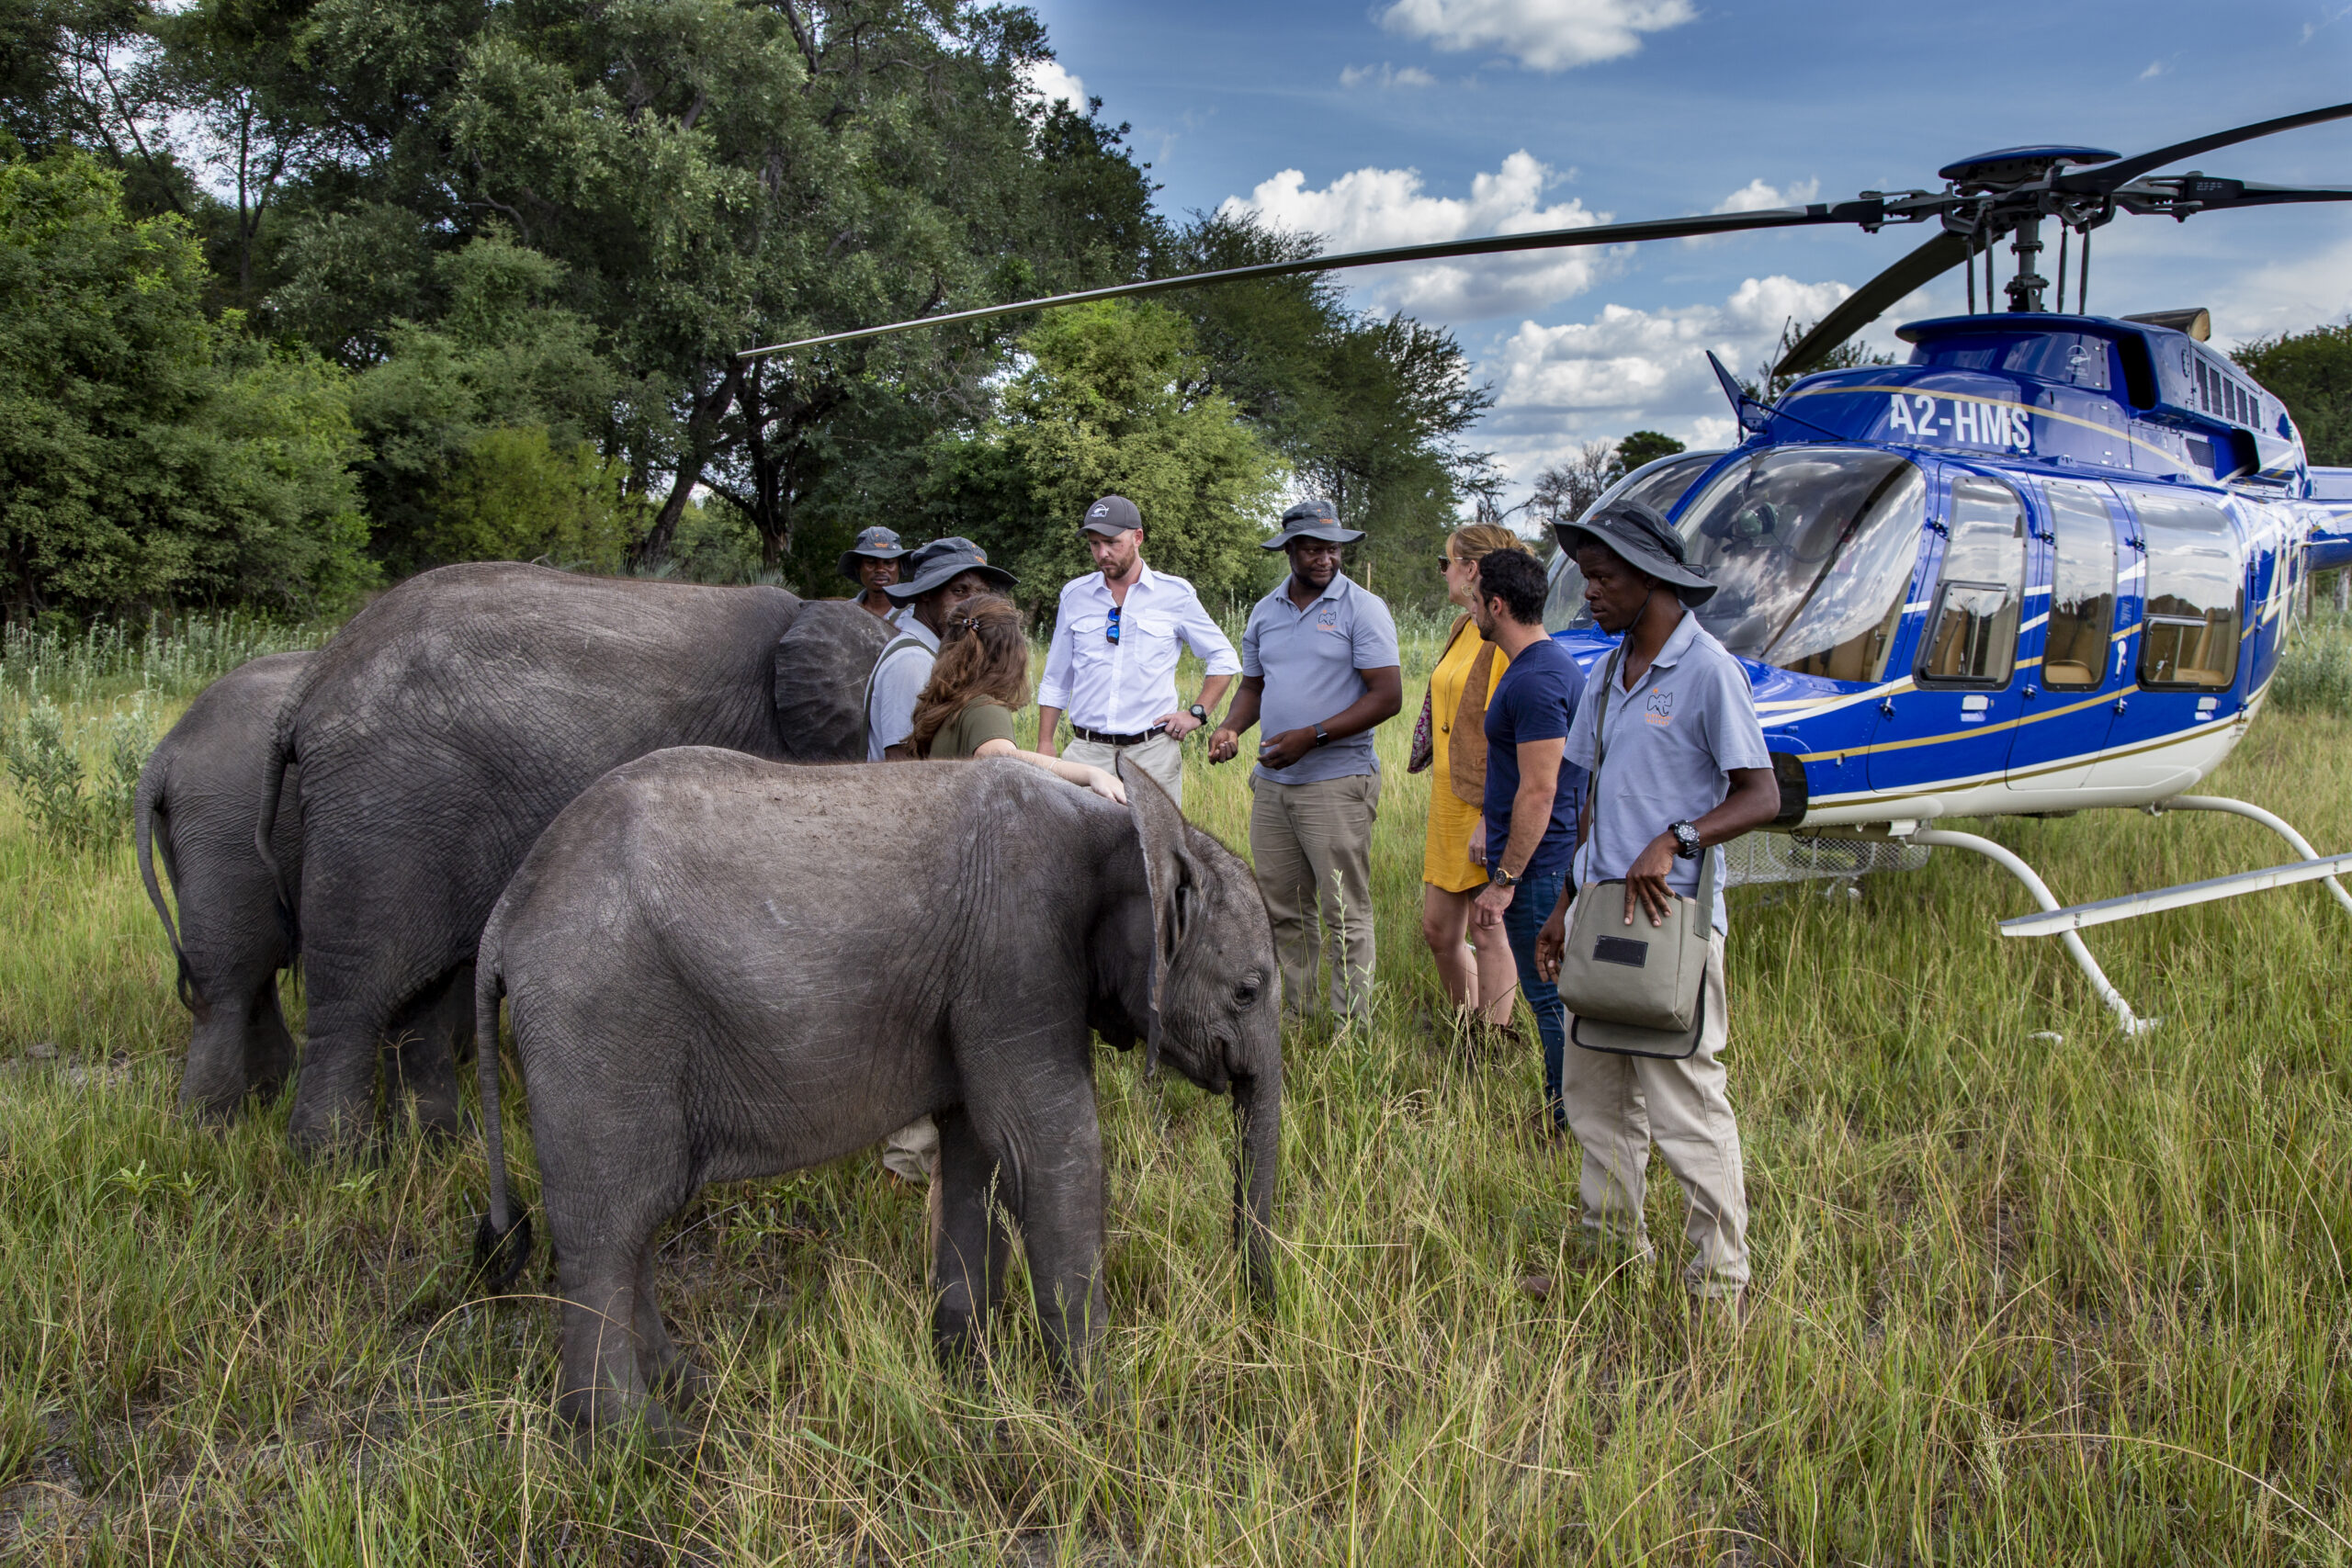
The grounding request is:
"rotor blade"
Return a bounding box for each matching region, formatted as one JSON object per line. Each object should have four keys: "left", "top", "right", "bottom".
{"left": 1774, "top": 229, "right": 1973, "bottom": 378}
{"left": 2179, "top": 178, "right": 2352, "bottom": 209}
{"left": 2059, "top": 100, "right": 2352, "bottom": 194}
{"left": 740, "top": 200, "right": 1890, "bottom": 362}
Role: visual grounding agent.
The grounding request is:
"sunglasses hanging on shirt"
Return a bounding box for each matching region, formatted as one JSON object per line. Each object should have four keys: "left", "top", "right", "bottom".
{"left": 1105, "top": 605, "right": 1122, "bottom": 645}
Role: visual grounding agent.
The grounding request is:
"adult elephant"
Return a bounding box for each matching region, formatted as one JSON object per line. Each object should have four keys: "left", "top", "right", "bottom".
{"left": 470, "top": 752, "right": 1282, "bottom": 1435}
{"left": 258, "top": 563, "right": 887, "bottom": 1156}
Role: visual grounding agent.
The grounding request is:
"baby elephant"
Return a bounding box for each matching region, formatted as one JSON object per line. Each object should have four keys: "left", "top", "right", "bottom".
{"left": 472, "top": 747, "right": 1281, "bottom": 1435}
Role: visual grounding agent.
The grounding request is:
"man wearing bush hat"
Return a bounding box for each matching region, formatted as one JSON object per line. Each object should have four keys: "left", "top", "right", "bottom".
{"left": 864, "top": 537, "right": 1017, "bottom": 761}
{"left": 838, "top": 525, "right": 909, "bottom": 621}
{"left": 1209, "top": 497, "right": 1404, "bottom": 1022}
{"left": 1534, "top": 497, "right": 1780, "bottom": 1321}
{"left": 1035, "top": 494, "right": 1240, "bottom": 808}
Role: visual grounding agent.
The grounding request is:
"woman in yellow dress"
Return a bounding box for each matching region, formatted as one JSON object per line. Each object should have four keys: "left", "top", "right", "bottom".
{"left": 1416, "top": 522, "right": 1527, "bottom": 1051}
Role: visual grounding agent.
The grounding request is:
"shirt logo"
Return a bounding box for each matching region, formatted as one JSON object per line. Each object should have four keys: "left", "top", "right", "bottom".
{"left": 1645, "top": 688, "right": 1674, "bottom": 726}
{"left": 1317, "top": 606, "right": 1340, "bottom": 631}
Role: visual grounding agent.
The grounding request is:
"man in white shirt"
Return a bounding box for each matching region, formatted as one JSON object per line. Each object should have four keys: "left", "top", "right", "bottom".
{"left": 1035, "top": 495, "right": 1240, "bottom": 807}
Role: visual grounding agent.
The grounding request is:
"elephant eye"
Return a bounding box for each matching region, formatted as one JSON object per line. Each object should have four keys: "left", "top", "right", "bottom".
{"left": 1234, "top": 974, "right": 1263, "bottom": 1009}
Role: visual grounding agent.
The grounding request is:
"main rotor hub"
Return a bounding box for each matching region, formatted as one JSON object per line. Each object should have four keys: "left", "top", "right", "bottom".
{"left": 1939, "top": 145, "right": 2120, "bottom": 193}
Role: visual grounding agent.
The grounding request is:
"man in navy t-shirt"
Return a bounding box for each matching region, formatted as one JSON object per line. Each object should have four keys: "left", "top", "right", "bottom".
{"left": 1470, "top": 547, "right": 1588, "bottom": 1131}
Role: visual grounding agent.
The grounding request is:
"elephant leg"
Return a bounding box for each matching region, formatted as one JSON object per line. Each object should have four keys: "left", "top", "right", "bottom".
{"left": 244, "top": 978, "right": 296, "bottom": 1103}
{"left": 931, "top": 1105, "right": 1015, "bottom": 1367}
{"left": 634, "top": 1246, "right": 697, "bottom": 1399}
{"left": 179, "top": 996, "right": 254, "bottom": 1121}
{"left": 286, "top": 995, "right": 389, "bottom": 1158}
{"left": 385, "top": 971, "right": 466, "bottom": 1140}
{"left": 1009, "top": 1103, "right": 1109, "bottom": 1389}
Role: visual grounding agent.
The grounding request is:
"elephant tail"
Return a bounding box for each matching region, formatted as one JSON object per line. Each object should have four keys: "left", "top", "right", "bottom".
{"left": 132, "top": 751, "right": 197, "bottom": 1009}
{"left": 470, "top": 951, "right": 533, "bottom": 1292}
{"left": 253, "top": 724, "right": 299, "bottom": 960}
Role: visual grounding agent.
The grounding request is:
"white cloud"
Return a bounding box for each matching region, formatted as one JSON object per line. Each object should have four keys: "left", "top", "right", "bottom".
{"left": 1340, "top": 62, "right": 1439, "bottom": 88}
{"left": 1217, "top": 151, "right": 1611, "bottom": 318}
{"left": 1019, "top": 56, "right": 1087, "bottom": 110}
{"left": 1376, "top": 0, "right": 1695, "bottom": 71}
{"left": 2138, "top": 60, "right": 2167, "bottom": 79}
{"left": 1713, "top": 176, "right": 1820, "bottom": 215}
{"left": 1477, "top": 274, "right": 1951, "bottom": 492}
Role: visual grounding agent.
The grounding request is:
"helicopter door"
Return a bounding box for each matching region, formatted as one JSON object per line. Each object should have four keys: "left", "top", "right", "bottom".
{"left": 1869, "top": 473, "right": 2029, "bottom": 795}
{"left": 2087, "top": 488, "right": 2246, "bottom": 796}
{"left": 2004, "top": 479, "right": 2124, "bottom": 794}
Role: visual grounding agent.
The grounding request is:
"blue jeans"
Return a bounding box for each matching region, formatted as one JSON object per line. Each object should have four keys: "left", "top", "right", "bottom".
{"left": 1501, "top": 865, "right": 1571, "bottom": 1129}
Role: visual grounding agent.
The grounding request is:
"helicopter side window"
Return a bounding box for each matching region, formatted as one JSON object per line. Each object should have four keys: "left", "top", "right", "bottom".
{"left": 2131, "top": 492, "right": 2242, "bottom": 690}
{"left": 1544, "top": 451, "right": 1723, "bottom": 630}
{"left": 2040, "top": 482, "right": 2119, "bottom": 689}
{"left": 1675, "top": 448, "right": 1925, "bottom": 670}
{"left": 1917, "top": 477, "right": 2027, "bottom": 687}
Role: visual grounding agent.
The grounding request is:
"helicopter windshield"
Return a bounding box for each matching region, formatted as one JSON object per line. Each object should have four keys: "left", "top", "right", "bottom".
{"left": 1544, "top": 452, "right": 1724, "bottom": 629}
{"left": 1673, "top": 449, "right": 1927, "bottom": 682}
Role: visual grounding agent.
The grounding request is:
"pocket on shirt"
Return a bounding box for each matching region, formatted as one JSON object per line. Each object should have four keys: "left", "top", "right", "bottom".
{"left": 1067, "top": 611, "right": 1115, "bottom": 665}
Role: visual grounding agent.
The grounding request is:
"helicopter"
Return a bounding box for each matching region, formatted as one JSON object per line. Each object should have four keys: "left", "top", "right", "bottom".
{"left": 740, "top": 103, "right": 2352, "bottom": 1032}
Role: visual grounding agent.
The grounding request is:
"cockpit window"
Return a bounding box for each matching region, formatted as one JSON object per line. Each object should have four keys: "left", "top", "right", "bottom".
{"left": 1544, "top": 452, "right": 1723, "bottom": 631}
{"left": 1669, "top": 448, "right": 1927, "bottom": 682}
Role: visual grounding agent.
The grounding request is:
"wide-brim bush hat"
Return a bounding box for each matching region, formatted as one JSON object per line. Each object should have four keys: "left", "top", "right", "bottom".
{"left": 882, "top": 537, "right": 1018, "bottom": 602}
{"left": 1261, "top": 496, "right": 1364, "bottom": 549}
{"left": 1555, "top": 499, "right": 1717, "bottom": 605}
{"left": 837, "top": 525, "right": 910, "bottom": 583}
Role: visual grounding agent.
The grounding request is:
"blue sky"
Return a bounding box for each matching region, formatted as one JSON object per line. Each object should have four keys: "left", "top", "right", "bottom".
{"left": 1019, "top": 0, "right": 2352, "bottom": 501}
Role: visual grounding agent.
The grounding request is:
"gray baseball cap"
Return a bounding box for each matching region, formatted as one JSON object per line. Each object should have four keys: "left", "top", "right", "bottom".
{"left": 1079, "top": 495, "right": 1143, "bottom": 536}
{"left": 1555, "top": 500, "right": 1717, "bottom": 605}
{"left": 1261, "top": 496, "right": 1364, "bottom": 549}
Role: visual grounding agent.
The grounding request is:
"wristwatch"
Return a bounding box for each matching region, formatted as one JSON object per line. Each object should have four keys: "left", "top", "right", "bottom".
{"left": 1189, "top": 703, "right": 1208, "bottom": 728}
{"left": 1668, "top": 820, "right": 1702, "bottom": 860}
{"left": 1312, "top": 722, "right": 1330, "bottom": 747}
{"left": 1489, "top": 865, "right": 1521, "bottom": 890}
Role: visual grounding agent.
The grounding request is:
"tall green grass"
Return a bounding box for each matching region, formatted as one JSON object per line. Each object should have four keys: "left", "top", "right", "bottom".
{"left": 5, "top": 630, "right": 2352, "bottom": 1562}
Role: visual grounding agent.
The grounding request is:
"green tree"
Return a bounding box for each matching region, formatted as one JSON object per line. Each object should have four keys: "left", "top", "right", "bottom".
{"left": 1611, "top": 429, "right": 1686, "bottom": 476}
{"left": 345, "top": 232, "right": 625, "bottom": 574}
{"left": 1160, "top": 213, "right": 1495, "bottom": 609}
{"left": 2234, "top": 321, "right": 2352, "bottom": 467}
{"left": 0, "top": 152, "right": 368, "bottom": 620}
{"left": 425, "top": 424, "right": 639, "bottom": 573}
{"left": 925, "top": 299, "right": 1283, "bottom": 605}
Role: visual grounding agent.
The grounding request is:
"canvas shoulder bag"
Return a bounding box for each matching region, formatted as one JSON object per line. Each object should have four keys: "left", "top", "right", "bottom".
{"left": 1555, "top": 645, "right": 1717, "bottom": 1060}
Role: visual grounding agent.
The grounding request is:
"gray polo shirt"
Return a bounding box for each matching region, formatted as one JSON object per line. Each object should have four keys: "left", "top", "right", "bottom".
{"left": 1239, "top": 570, "right": 1401, "bottom": 785}
{"left": 1563, "top": 611, "right": 1769, "bottom": 934}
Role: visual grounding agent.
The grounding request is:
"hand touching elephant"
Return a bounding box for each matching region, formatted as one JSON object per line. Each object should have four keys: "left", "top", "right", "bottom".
{"left": 255, "top": 564, "right": 887, "bottom": 1156}
{"left": 469, "top": 750, "right": 1282, "bottom": 1438}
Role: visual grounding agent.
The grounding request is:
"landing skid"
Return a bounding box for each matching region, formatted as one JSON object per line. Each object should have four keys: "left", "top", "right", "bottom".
{"left": 1905, "top": 795, "right": 2352, "bottom": 1035}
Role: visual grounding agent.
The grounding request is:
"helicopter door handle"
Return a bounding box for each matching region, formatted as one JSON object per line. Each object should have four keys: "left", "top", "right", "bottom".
{"left": 2113, "top": 698, "right": 2129, "bottom": 715}
{"left": 1880, "top": 698, "right": 1896, "bottom": 718}
{"left": 2023, "top": 684, "right": 2039, "bottom": 699}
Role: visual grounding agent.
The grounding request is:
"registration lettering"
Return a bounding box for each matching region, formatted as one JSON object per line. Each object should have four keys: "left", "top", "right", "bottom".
{"left": 1885, "top": 393, "right": 2030, "bottom": 451}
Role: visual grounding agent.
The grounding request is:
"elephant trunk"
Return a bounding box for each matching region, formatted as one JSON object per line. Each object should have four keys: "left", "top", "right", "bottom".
{"left": 1230, "top": 1065, "right": 1281, "bottom": 1308}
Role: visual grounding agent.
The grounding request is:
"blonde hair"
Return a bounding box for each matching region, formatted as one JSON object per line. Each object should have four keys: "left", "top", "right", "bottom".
{"left": 1446, "top": 521, "right": 1522, "bottom": 566}
{"left": 910, "top": 596, "right": 1028, "bottom": 758}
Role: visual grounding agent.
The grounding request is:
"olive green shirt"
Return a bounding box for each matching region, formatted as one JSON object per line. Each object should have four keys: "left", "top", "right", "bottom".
{"left": 924, "top": 700, "right": 1019, "bottom": 761}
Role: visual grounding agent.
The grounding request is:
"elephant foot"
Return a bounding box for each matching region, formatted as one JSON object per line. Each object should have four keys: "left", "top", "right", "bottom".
{"left": 560, "top": 1389, "right": 683, "bottom": 1450}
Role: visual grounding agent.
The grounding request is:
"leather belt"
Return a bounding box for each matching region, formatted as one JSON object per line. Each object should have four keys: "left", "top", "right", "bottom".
{"left": 1071, "top": 725, "right": 1165, "bottom": 747}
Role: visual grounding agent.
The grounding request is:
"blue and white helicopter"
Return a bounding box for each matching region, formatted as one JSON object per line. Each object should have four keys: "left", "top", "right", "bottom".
{"left": 741, "top": 102, "right": 2352, "bottom": 1031}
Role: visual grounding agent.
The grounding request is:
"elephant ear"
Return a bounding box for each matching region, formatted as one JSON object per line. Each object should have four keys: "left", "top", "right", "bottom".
{"left": 1120, "top": 752, "right": 1199, "bottom": 1078}
{"left": 774, "top": 601, "right": 892, "bottom": 761}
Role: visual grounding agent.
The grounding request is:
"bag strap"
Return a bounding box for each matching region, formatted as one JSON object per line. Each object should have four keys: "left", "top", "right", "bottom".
{"left": 860, "top": 633, "right": 931, "bottom": 754}
{"left": 1589, "top": 641, "right": 1716, "bottom": 919}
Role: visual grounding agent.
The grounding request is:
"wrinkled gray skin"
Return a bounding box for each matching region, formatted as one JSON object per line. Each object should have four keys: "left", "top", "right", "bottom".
{"left": 474, "top": 749, "right": 1281, "bottom": 1436}
{"left": 138, "top": 652, "right": 477, "bottom": 1126}
{"left": 260, "top": 563, "right": 885, "bottom": 1156}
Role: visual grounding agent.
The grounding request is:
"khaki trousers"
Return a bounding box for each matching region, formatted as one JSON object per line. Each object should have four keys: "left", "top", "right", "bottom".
{"left": 1559, "top": 933, "right": 1749, "bottom": 1298}
{"left": 1064, "top": 730, "right": 1184, "bottom": 807}
{"left": 1249, "top": 771, "right": 1381, "bottom": 1021}
{"left": 881, "top": 1114, "right": 937, "bottom": 1183}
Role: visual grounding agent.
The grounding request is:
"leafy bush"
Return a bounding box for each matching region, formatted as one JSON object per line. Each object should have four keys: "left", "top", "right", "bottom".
{"left": 0, "top": 153, "right": 374, "bottom": 621}
{"left": 424, "top": 425, "right": 643, "bottom": 573}
{"left": 2275, "top": 615, "right": 2352, "bottom": 713}
{"left": 3, "top": 694, "right": 152, "bottom": 850}
{"left": 0, "top": 610, "right": 328, "bottom": 705}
